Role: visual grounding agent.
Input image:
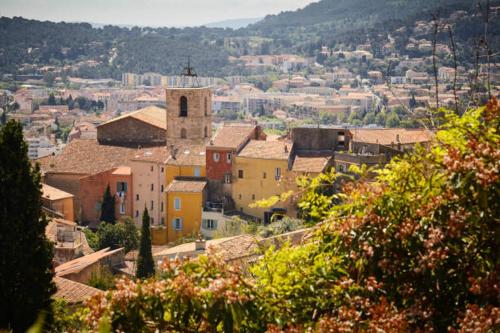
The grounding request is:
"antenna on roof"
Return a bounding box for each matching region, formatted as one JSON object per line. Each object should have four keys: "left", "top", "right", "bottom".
{"left": 180, "top": 56, "right": 200, "bottom": 88}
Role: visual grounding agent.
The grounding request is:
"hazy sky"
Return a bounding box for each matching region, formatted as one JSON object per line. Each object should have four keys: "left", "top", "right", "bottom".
{"left": 0, "top": 0, "right": 317, "bottom": 27}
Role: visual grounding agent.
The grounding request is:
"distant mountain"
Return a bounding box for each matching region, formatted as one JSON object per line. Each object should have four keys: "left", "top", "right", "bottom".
{"left": 204, "top": 17, "right": 262, "bottom": 29}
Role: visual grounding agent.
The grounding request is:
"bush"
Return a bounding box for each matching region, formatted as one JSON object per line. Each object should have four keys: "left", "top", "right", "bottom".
{"left": 96, "top": 217, "right": 138, "bottom": 252}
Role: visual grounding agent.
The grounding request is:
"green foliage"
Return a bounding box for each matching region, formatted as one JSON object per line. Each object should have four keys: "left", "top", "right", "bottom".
{"left": 255, "top": 217, "right": 303, "bottom": 238}
{"left": 83, "top": 227, "right": 99, "bottom": 251}
{"left": 96, "top": 216, "right": 139, "bottom": 252}
{"left": 136, "top": 208, "right": 155, "bottom": 279}
{"left": 88, "top": 267, "right": 116, "bottom": 291}
{"left": 0, "top": 120, "right": 56, "bottom": 332}
{"left": 100, "top": 184, "right": 115, "bottom": 224}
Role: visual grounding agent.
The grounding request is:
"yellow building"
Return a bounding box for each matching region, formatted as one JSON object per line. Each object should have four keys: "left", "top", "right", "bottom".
{"left": 41, "top": 183, "right": 75, "bottom": 221}
{"left": 232, "top": 140, "right": 295, "bottom": 223}
{"left": 165, "top": 179, "right": 206, "bottom": 243}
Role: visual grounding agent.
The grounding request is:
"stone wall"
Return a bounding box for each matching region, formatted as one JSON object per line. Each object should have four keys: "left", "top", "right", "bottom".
{"left": 291, "top": 127, "right": 349, "bottom": 152}
{"left": 97, "top": 117, "right": 166, "bottom": 147}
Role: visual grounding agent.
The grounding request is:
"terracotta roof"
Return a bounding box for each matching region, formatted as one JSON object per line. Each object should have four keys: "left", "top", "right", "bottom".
{"left": 131, "top": 146, "right": 169, "bottom": 163}
{"left": 53, "top": 276, "right": 102, "bottom": 304}
{"left": 55, "top": 247, "right": 123, "bottom": 277}
{"left": 36, "top": 140, "right": 138, "bottom": 175}
{"left": 42, "top": 183, "right": 74, "bottom": 201}
{"left": 350, "top": 128, "right": 434, "bottom": 146}
{"left": 238, "top": 140, "right": 292, "bottom": 160}
{"left": 165, "top": 141, "right": 207, "bottom": 166}
{"left": 292, "top": 153, "right": 332, "bottom": 173}
{"left": 166, "top": 179, "right": 206, "bottom": 193}
{"left": 98, "top": 106, "right": 166, "bottom": 130}
{"left": 210, "top": 124, "right": 256, "bottom": 150}
{"left": 112, "top": 166, "right": 132, "bottom": 176}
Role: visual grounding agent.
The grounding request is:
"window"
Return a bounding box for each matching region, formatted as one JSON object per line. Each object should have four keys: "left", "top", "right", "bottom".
{"left": 151, "top": 184, "right": 154, "bottom": 191}
{"left": 338, "top": 164, "right": 344, "bottom": 172}
{"left": 161, "top": 167, "right": 164, "bottom": 173}
{"left": 275, "top": 168, "right": 281, "bottom": 180}
{"left": 161, "top": 185, "right": 164, "bottom": 192}
{"left": 173, "top": 218, "right": 183, "bottom": 230}
{"left": 180, "top": 128, "right": 187, "bottom": 139}
{"left": 136, "top": 194, "right": 139, "bottom": 201}
{"left": 174, "top": 198, "right": 181, "bottom": 210}
{"left": 224, "top": 173, "right": 232, "bottom": 184}
{"left": 116, "top": 181, "right": 127, "bottom": 192}
{"left": 238, "top": 170, "right": 244, "bottom": 179}
{"left": 204, "top": 126, "right": 208, "bottom": 138}
{"left": 161, "top": 217, "right": 165, "bottom": 225}
{"left": 263, "top": 172, "right": 267, "bottom": 179}
{"left": 120, "top": 203, "right": 125, "bottom": 214}
{"left": 135, "top": 210, "right": 139, "bottom": 217}
{"left": 194, "top": 166, "right": 201, "bottom": 177}
{"left": 213, "top": 152, "right": 220, "bottom": 162}
{"left": 252, "top": 194, "right": 255, "bottom": 200}
{"left": 202, "top": 219, "right": 217, "bottom": 230}
{"left": 161, "top": 201, "right": 164, "bottom": 212}
{"left": 179, "top": 96, "right": 188, "bottom": 117}
{"left": 204, "top": 96, "right": 208, "bottom": 116}
{"left": 238, "top": 194, "right": 242, "bottom": 200}
{"left": 226, "top": 153, "right": 232, "bottom": 163}
{"left": 150, "top": 200, "right": 154, "bottom": 210}
{"left": 150, "top": 165, "right": 154, "bottom": 172}
{"left": 150, "top": 217, "right": 154, "bottom": 224}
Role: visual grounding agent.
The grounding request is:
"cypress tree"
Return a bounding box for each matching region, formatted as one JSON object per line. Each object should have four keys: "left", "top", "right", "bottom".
{"left": 136, "top": 207, "right": 154, "bottom": 279}
{"left": 0, "top": 120, "right": 55, "bottom": 332}
{"left": 100, "top": 184, "right": 115, "bottom": 224}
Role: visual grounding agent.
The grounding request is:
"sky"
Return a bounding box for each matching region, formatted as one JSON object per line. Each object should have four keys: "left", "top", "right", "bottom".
{"left": 0, "top": 0, "right": 317, "bottom": 27}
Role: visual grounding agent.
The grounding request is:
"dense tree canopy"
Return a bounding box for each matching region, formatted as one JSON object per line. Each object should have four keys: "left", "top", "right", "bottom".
{"left": 0, "top": 120, "right": 55, "bottom": 332}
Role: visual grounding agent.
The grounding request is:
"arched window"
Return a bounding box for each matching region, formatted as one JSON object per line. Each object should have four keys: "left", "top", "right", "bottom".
{"left": 180, "top": 128, "right": 187, "bottom": 139}
{"left": 204, "top": 96, "right": 208, "bottom": 116}
{"left": 179, "top": 96, "right": 188, "bottom": 117}
{"left": 204, "top": 126, "right": 208, "bottom": 138}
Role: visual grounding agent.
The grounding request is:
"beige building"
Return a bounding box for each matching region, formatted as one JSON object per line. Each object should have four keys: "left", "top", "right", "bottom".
{"left": 130, "top": 146, "right": 169, "bottom": 226}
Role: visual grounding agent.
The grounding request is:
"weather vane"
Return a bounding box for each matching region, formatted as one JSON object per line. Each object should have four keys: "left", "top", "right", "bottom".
{"left": 180, "top": 56, "right": 200, "bottom": 88}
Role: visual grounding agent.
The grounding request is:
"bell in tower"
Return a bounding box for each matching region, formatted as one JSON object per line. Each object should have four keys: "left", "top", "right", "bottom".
{"left": 165, "top": 59, "right": 212, "bottom": 142}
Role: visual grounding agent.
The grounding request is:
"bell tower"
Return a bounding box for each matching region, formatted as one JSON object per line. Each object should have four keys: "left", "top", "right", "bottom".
{"left": 166, "top": 60, "right": 212, "bottom": 141}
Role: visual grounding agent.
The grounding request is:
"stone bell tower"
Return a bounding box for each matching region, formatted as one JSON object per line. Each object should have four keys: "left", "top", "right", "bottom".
{"left": 166, "top": 60, "right": 212, "bottom": 141}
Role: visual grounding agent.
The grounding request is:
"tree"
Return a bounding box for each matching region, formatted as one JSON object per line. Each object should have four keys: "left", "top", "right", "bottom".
{"left": 48, "top": 93, "right": 56, "bottom": 106}
{"left": 67, "top": 94, "right": 74, "bottom": 110}
{"left": 0, "top": 120, "right": 55, "bottom": 331}
{"left": 385, "top": 111, "right": 400, "bottom": 127}
{"left": 0, "top": 111, "right": 6, "bottom": 125}
{"left": 96, "top": 217, "right": 138, "bottom": 252}
{"left": 136, "top": 208, "right": 154, "bottom": 279}
{"left": 100, "top": 184, "right": 115, "bottom": 224}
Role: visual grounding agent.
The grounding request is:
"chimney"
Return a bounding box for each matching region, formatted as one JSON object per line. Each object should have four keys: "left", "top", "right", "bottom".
{"left": 195, "top": 235, "right": 206, "bottom": 251}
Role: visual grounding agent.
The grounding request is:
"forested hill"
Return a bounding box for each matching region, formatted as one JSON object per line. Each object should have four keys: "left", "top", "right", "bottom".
{"left": 0, "top": 0, "right": 498, "bottom": 79}
{"left": 250, "top": 0, "right": 474, "bottom": 31}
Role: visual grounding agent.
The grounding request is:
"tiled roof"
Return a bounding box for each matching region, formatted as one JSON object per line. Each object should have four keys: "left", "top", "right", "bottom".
{"left": 209, "top": 124, "right": 256, "bottom": 150}
{"left": 42, "top": 184, "right": 74, "bottom": 201}
{"left": 238, "top": 140, "right": 292, "bottom": 160}
{"left": 36, "top": 140, "right": 138, "bottom": 175}
{"left": 292, "top": 153, "right": 332, "bottom": 173}
{"left": 112, "top": 166, "right": 132, "bottom": 176}
{"left": 55, "top": 247, "right": 123, "bottom": 277}
{"left": 350, "top": 128, "right": 434, "bottom": 145}
{"left": 131, "top": 146, "right": 169, "bottom": 163}
{"left": 98, "top": 106, "right": 166, "bottom": 130}
{"left": 165, "top": 141, "right": 207, "bottom": 166}
{"left": 53, "top": 276, "right": 102, "bottom": 304}
{"left": 166, "top": 179, "right": 206, "bottom": 193}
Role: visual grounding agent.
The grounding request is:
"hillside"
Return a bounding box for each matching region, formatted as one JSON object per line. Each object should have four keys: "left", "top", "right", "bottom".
{"left": 0, "top": 0, "right": 498, "bottom": 79}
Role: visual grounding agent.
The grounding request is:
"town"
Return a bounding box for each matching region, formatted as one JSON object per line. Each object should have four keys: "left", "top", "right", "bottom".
{"left": 0, "top": 0, "right": 499, "bottom": 332}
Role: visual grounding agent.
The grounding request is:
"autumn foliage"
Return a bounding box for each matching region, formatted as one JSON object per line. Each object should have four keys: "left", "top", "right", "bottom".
{"left": 72, "top": 100, "right": 499, "bottom": 332}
